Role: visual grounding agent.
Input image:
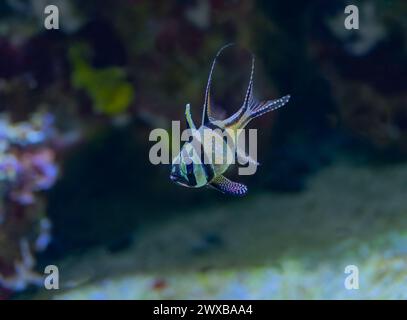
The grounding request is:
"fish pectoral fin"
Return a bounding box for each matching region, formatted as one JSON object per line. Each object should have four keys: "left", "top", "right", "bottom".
{"left": 185, "top": 103, "right": 196, "bottom": 130}
{"left": 209, "top": 175, "right": 248, "bottom": 196}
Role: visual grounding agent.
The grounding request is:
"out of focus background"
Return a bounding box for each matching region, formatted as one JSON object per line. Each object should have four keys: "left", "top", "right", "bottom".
{"left": 0, "top": 0, "right": 406, "bottom": 299}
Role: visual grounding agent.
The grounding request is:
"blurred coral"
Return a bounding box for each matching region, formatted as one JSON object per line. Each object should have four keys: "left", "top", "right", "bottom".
{"left": 0, "top": 113, "right": 59, "bottom": 294}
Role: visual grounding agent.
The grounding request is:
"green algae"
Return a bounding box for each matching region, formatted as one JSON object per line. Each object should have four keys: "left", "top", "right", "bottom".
{"left": 69, "top": 44, "right": 134, "bottom": 116}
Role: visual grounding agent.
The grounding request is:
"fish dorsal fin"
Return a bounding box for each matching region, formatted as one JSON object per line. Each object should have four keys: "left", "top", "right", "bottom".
{"left": 221, "top": 52, "right": 256, "bottom": 128}
{"left": 241, "top": 53, "right": 255, "bottom": 115}
{"left": 202, "top": 43, "right": 234, "bottom": 126}
{"left": 185, "top": 103, "right": 196, "bottom": 130}
{"left": 209, "top": 175, "right": 248, "bottom": 196}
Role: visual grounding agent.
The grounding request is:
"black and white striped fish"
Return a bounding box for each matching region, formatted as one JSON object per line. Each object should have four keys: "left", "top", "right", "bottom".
{"left": 170, "top": 44, "right": 290, "bottom": 196}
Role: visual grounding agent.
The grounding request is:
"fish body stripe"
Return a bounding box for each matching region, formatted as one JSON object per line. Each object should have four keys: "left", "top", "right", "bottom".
{"left": 186, "top": 162, "right": 197, "bottom": 186}
{"left": 180, "top": 142, "right": 209, "bottom": 187}
{"left": 182, "top": 131, "right": 217, "bottom": 185}
{"left": 199, "top": 144, "right": 215, "bottom": 183}
{"left": 178, "top": 124, "right": 243, "bottom": 188}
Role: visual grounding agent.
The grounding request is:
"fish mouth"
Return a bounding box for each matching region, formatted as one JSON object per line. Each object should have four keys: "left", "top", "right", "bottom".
{"left": 170, "top": 173, "right": 183, "bottom": 183}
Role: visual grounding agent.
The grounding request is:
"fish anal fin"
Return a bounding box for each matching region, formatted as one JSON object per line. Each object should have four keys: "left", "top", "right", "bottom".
{"left": 209, "top": 175, "right": 248, "bottom": 196}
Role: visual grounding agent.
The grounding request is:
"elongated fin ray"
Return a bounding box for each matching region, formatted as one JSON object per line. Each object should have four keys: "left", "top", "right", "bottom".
{"left": 202, "top": 43, "right": 235, "bottom": 126}
{"left": 239, "top": 53, "right": 256, "bottom": 116}
{"left": 227, "top": 94, "right": 290, "bottom": 129}
{"left": 202, "top": 45, "right": 291, "bottom": 130}
{"left": 222, "top": 53, "right": 255, "bottom": 128}
{"left": 209, "top": 175, "right": 248, "bottom": 196}
{"left": 244, "top": 94, "right": 291, "bottom": 126}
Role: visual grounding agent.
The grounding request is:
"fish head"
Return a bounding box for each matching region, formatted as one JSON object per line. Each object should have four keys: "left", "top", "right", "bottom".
{"left": 170, "top": 163, "right": 190, "bottom": 187}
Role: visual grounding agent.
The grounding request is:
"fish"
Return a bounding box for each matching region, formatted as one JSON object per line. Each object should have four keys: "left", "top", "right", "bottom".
{"left": 170, "top": 44, "right": 290, "bottom": 196}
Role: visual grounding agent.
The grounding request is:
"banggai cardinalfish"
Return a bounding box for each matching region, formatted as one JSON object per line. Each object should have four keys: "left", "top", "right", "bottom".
{"left": 170, "top": 44, "right": 291, "bottom": 196}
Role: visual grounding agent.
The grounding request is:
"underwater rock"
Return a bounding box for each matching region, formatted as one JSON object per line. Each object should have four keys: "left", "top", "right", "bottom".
{"left": 190, "top": 232, "right": 224, "bottom": 255}
{"left": 308, "top": 1, "right": 407, "bottom": 156}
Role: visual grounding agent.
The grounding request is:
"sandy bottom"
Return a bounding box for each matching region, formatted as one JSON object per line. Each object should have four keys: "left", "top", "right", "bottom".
{"left": 35, "top": 161, "right": 407, "bottom": 299}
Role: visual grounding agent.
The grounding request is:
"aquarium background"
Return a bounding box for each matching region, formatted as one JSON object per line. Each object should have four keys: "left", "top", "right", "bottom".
{"left": 0, "top": 0, "right": 406, "bottom": 299}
